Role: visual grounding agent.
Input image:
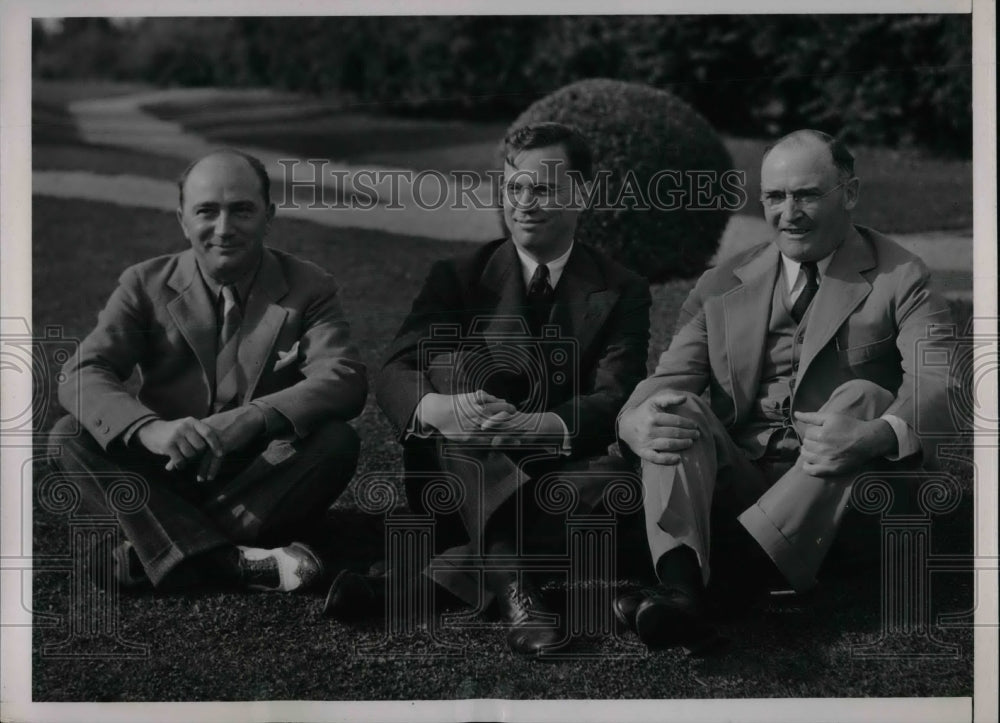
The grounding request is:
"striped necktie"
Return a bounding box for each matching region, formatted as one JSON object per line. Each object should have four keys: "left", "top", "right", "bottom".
{"left": 790, "top": 261, "right": 819, "bottom": 324}
{"left": 214, "top": 284, "right": 243, "bottom": 412}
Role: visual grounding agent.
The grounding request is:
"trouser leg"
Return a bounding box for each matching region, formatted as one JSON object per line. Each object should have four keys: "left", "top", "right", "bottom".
{"left": 638, "top": 391, "right": 769, "bottom": 586}
{"left": 48, "top": 416, "right": 360, "bottom": 586}
{"left": 422, "top": 443, "right": 637, "bottom": 605}
{"left": 203, "top": 420, "right": 361, "bottom": 546}
{"left": 738, "top": 379, "right": 895, "bottom": 592}
{"left": 47, "top": 415, "right": 230, "bottom": 587}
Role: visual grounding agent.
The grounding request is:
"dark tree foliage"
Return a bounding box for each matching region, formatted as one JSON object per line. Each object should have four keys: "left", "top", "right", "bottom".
{"left": 32, "top": 15, "right": 972, "bottom": 156}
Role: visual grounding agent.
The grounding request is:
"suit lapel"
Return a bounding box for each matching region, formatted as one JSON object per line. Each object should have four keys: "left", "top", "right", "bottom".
{"left": 721, "top": 244, "right": 780, "bottom": 424}
{"left": 796, "top": 227, "right": 875, "bottom": 384}
{"left": 476, "top": 240, "right": 529, "bottom": 338}
{"left": 166, "top": 251, "right": 217, "bottom": 405}
{"left": 549, "top": 243, "right": 611, "bottom": 354}
{"left": 239, "top": 249, "right": 289, "bottom": 401}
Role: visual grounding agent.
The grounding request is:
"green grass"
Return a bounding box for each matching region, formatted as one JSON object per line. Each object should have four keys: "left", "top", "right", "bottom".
{"left": 30, "top": 194, "right": 974, "bottom": 701}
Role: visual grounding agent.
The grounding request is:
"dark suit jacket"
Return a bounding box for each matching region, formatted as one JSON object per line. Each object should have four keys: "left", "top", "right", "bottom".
{"left": 377, "top": 238, "right": 651, "bottom": 457}
{"left": 60, "top": 247, "right": 367, "bottom": 449}
{"left": 621, "top": 225, "right": 955, "bottom": 464}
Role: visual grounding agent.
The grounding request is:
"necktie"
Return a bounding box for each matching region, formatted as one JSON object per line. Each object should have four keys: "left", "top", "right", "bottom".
{"left": 790, "top": 261, "right": 819, "bottom": 324}
{"left": 526, "top": 263, "right": 554, "bottom": 335}
{"left": 214, "top": 285, "right": 243, "bottom": 412}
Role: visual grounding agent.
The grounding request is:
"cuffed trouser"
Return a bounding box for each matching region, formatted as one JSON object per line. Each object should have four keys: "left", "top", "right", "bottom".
{"left": 47, "top": 415, "right": 360, "bottom": 587}
{"left": 641, "top": 379, "right": 895, "bottom": 592}
{"left": 404, "top": 440, "right": 638, "bottom": 606}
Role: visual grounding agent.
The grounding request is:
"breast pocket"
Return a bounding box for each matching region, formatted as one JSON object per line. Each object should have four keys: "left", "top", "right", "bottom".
{"left": 837, "top": 334, "right": 900, "bottom": 368}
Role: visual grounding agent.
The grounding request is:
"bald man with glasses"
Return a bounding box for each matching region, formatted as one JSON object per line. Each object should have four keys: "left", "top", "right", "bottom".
{"left": 614, "top": 130, "right": 957, "bottom": 649}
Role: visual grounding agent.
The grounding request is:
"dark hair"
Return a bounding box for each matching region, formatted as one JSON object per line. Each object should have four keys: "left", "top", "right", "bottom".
{"left": 762, "top": 129, "right": 855, "bottom": 179}
{"left": 177, "top": 149, "right": 271, "bottom": 207}
{"left": 503, "top": 121, "right": 594, "bottom": 181}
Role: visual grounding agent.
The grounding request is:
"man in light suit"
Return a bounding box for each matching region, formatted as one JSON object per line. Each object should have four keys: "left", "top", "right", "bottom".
{"left": 326, "top": 122, "right": 651, "bottom": 657}
{"left": 615, "top": 130, "right": 955, "bottom": 648}
{"left": 50, "top": 149, "right": 367, "bottom": 593}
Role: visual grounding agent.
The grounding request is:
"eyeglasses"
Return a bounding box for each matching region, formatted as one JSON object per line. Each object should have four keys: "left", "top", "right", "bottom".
{"left": 760, "top": 181, "right": 847, "bottom": 210}
{"left": 503, "top": 181, "right": 570, "bottom": 207}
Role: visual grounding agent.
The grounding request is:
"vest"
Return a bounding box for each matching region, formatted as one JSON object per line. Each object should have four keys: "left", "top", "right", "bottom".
{"left": 735, "top": 268, "right": 813, "bottom": 459}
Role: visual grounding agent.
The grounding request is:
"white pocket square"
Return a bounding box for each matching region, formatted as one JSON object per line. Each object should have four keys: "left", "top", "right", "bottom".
{"left": 273, "top": 342, "right": 300, "bottom": 371}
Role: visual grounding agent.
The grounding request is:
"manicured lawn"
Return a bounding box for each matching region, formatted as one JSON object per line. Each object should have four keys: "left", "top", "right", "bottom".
{"left": 30, "top": 194, "right": 975, "bottom": 702}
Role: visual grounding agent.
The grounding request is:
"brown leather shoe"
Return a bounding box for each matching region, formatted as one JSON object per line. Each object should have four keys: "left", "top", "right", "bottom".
{"left": 492, "top": 575, "right": 563, "bottom": 658}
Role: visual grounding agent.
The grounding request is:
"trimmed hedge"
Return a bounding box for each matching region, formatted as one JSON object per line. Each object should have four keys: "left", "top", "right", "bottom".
{"left": 508, "top": 79, "right": 733, "bottom": 282}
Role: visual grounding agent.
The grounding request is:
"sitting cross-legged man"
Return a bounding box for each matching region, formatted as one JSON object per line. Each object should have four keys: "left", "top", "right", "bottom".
{"left": 49, "top": 149, "right": 367, "bottom": 594}
{"left": 615, "top": 130, "right": 956, "bottom": 649}
{"left": 325, "top": 122, "right": 652, "bottom": 658}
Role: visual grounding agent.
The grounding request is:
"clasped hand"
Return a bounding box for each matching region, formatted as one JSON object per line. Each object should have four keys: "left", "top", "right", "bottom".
{"left": 618, "top": 391, "right": 700, "bottom": 465}
{"left": 135, "top": 405, "right": 266, "bottom": 481}
{"left": 423, "top": 390, "right": 560, "bottom": 445}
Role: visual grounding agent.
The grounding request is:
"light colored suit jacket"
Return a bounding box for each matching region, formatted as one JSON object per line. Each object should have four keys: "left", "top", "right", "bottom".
{"left": 622, "top": 225, "right": 955, "bottom": 464}
{"left": 59, "top": 247, "right": 367, "bottom": 449}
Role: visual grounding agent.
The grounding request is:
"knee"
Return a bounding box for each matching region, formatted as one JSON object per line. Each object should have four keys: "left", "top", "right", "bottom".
{"left": 307, "top": 420, "right": 360, "bottom": 464}
{"left": 822, "top": 380, "right": 894, "bottom": 419}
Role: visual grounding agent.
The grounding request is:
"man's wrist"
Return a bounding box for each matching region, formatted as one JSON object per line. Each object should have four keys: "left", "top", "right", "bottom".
{"left": 866, "top": 418, "right": 898, "bottom": 458}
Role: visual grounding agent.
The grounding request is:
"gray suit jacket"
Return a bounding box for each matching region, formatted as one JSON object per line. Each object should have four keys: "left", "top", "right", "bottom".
{"left": 59, "top": 247, "right": 367, "bottom": 449}
{"left": 621, "top": 225, "right": 956, "bottom": 464}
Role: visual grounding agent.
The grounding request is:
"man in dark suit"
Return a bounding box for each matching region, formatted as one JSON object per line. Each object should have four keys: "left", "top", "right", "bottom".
{"left": 327, "top": 122, "right": 651, "bottom": 657}
{"left": 615, "top": 130, "right": 956, "bottom": 648}
{"left": 50, "top": 149, "right": 367, "bottom": 593}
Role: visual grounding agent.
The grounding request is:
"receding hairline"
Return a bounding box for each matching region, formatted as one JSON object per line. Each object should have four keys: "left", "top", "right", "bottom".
{"left": 761, "top": 129, "right": 855, "bottom": 179}
{"left": 177, "top": 149, "right": 271, "bottom": 207}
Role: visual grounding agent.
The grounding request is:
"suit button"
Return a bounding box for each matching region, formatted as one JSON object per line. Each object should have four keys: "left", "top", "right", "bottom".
{"left": 792, "top": 363, "right": 799, "bottom": 372}
{"left": 796, "top": 333, "right": 805, "bottom": 343}
{"left": 94, "top": 417, "right": 102, "bottom": 426}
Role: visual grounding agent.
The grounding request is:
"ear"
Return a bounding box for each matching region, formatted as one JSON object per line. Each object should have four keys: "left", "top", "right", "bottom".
{"left": 175, "top": 207, "right": 187, "bottom": 239}
{"left": 843, "top": 176, "right": 860, "bottom": 211}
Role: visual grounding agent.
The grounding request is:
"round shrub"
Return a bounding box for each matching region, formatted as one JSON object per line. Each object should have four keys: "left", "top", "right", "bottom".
{"left": 506, "top": 78, "right": 734, "bottom": 282}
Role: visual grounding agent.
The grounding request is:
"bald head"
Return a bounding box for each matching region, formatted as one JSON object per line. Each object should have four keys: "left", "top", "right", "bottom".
{"left": 178, "top": 149, "right": 271, "bottom": 208}
{"left": 762, "top": 130, "right": 855, "bottom": 181}
{"left": 176, "top": 149, "right": 275, "bottom": 284}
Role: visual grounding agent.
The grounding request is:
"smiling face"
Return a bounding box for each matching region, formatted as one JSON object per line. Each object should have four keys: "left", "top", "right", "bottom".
{"left": 502, "top": 143, "right": 585, "bottom": 264}
{"left": 177, "top": 153, "right": 274, "bottom": 283}
{"left": 760, "top": 136, "right": 858, "bottom": 262}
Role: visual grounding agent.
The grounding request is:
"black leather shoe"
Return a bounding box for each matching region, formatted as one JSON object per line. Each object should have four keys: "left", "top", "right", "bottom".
{"left": 493, "top": 576, "right": 563, "bottom": 658}
{"left": 323, "top": 568, "right": 385, "bottom": 621}
{"left": 612, "top": 589, "right": 647, "bottom": 632}
{"left": 634, "top": 585, "right": 711, "bottom": 649}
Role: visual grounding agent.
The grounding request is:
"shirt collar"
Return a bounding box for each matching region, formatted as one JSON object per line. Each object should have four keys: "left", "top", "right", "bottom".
{"left": 781, "top": 251, "right": 835, "bottom": 294}
{"left": 514, "top": 241, "right": 575, "bottom": 290}
{"left": 196, "top": 254, "right": 262, "bottom": 308}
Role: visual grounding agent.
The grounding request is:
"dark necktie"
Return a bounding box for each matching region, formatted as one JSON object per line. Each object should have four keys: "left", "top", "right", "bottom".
{"left": 526, "top": 263, "right": 554, "bottom": 335}
{"left": 214, "top": 285, "right": 243, "bottom": 412}
{"left": 790, "top": 261, "right": 819, "bottom": 324}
